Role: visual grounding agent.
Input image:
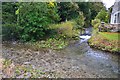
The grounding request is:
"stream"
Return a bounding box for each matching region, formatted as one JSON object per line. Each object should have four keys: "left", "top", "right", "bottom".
{"left": 2, "top": 27, "right": 120, "bottom": 78}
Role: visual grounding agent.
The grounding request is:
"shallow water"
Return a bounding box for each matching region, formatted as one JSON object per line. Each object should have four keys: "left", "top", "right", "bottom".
{"left": 59, "top": 40, "right": 119, "bottom": 78}
{"left": 2, "top": 27, "right": 120, "bottom": 78}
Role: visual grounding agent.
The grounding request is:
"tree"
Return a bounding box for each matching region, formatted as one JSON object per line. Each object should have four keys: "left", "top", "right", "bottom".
{"left": 95, "top": 9, "right": 109, "bottom": 23}
{"left": 74, "top": 12, "right": 85, "bottom": 29}
{"left": 57, "top": 2, "right": 79, "bottom": 21}
{"left": 89, "top": 2, "right": 106, "bottom": 20}
{"left": 77, "top": 2, "right": 105, "bottom": 27}
{"left": 16, "top": 2, "right": 60, "bottom": 41}
{"left": 77, "top": 2, "right": 91, "bottom": 27}
{"left": 2, "top": 2, "right": 18, "bottom": 40}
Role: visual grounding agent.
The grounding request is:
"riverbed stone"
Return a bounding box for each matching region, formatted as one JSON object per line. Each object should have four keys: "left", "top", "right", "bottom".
{"left": 2, "top": 42, "right": 120, "bottom": 78}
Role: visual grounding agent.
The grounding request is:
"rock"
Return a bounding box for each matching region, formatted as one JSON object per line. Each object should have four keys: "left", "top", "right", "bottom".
{"left": 23, "top": 62, "right": 31, "bottom": 65}
{"left": 17, "top": 72, "right": 31, "bottom": 78}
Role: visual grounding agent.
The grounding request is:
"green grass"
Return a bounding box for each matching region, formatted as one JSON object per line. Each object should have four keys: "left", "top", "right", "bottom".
{"left": 99, "top": 32, "right": 120, "bottom": 40}
{"left": 89, "top": 32, "right": 120, "bottom": 53}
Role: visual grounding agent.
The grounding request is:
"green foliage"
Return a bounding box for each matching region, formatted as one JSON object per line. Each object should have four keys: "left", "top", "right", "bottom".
{"left": 77, "top": 2, "right": 105, "bottom": 27}
{"left": 2, "top": 3, "right": 17, "bottom": 24}
{"left": 14, "top": 65, "right": 44, "bottom": 78}
{"left": 2, "top": 2, "right": 18, "bottom": 40}
{"left": 57, "top": 2, "right": 105, "bottom": 26}
{"left": 57, "top": 21, "right": 74, "bottom": 38}
{"left": 95, "top": 9, "right": 109, "bottom": 23}
{"left": 3, "top": 59, "right": 44, "bottom": 78}
{"left": 92, "top": 19, "right": 101, "bottom": 29}
{"left": 2, "top": 2, "right": 106, "bottom": 43}
{"left": 31, "top": 38, "right": 68, "bottom": 50}
{"left": 3, "top": 59, "right": 12, "bottom": 69}
{"left": 49, "top": 21, "right": 77, "bottom": 38}
{"left": 74, "top": 12, "right": 85, "bottom": 29}
{"left": 16, "top": 2, "right": 60, "bottom": 41}
{"left": 57, "top": 2, "right": 79, "bottom": 21}
{"left": 89, "top": 2, "right": 106, "bottom": 20}
{"left": 99, "top": 32, "right": 119, "bottom": 40}
{"left": 88, "top": 32, "right": 120, "bottom": 53}
{"left": 77, "top": 2, "right": 91, "bottom": 27}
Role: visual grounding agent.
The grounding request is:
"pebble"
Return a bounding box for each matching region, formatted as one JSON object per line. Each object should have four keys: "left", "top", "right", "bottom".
{"left": 2, "top": 42, "right": 119, "bottom": 78}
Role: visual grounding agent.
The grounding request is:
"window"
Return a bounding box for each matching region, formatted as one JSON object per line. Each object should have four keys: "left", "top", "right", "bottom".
{"left": 118, "top": 13, "right": 120, "bottom": 23}
{"left": 114, "top": 14, "right": 117, "bottom": 23}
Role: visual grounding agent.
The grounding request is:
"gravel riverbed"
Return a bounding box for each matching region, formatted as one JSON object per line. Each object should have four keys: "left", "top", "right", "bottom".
{"left": 1, "top": 41, "right": 120, "bottom": 78}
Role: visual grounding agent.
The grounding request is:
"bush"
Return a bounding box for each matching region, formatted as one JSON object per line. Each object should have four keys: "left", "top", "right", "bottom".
{"left": 2, "top": 2, "right": 18, "bottom": 41}
{"left": 58, "top": 21, "right": 74, "bottom": 38}
{"left": 49, "top": 21, "right": 78, "bottom": 38}
{"left": 16, "top": 2, "right": 60, "bottom": 42}
{"left": 92, "top": 19, "right": 101, "bottom": 29}
{"left": 2, "top": 24, "right": 19, "bottom": 41}
{"left": 95, "top": 9, "right": 109, "bottom": 23}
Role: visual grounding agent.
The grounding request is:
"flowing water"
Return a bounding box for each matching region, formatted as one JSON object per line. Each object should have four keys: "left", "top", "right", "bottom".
{"left": 2, "top": 27, "right": 120, "bottom": 78}
{"left": 59, "top": 27, "right": 119, "bottom": 78}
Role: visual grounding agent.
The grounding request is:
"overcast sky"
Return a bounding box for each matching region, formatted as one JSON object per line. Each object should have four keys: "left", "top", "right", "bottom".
{"left": 102, "top": 0, "right": 115, "bottom": 8}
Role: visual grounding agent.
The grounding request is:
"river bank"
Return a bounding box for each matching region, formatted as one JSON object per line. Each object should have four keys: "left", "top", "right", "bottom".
{"left": 1, "top": 38, "right": 120, "bottom": 78}
{"left": 1, "top": 27, "right": 120, "bottom": 78}
{"left": 88, "top": 32, "right": 120, "bottom": 53}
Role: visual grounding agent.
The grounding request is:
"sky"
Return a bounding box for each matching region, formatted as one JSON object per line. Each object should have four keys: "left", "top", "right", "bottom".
{"left": 102, "top": 0, "right": 116, "bottom": 8}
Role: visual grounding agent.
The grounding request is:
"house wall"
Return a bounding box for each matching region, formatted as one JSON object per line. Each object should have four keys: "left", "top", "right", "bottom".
{"left": 111, "top": 11, "right": 120, "bottom": 24}
{"left": 110, "top": 14, "right": 114, "bottom": 24}
{"left": 118, "top": 12, "right": 120, "bottom": 23}
{"left": 110, "top": 1, "right": 120, "bottom": 24}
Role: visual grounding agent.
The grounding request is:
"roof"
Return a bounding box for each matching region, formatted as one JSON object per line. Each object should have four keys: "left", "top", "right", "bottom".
{"left": 112, "top": 0, "right": 120, "bottom": 13}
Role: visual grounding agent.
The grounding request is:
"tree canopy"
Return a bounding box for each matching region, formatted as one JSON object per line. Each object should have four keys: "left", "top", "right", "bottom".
{"left": 2, "top": 2, "right": 106, "bottom": 41}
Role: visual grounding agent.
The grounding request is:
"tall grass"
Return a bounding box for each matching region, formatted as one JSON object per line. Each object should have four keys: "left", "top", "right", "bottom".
{"left": 49, "top": 21, "right": 78, "bottom": 38}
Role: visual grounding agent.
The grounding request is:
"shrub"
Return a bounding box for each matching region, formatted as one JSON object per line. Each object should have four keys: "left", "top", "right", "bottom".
{"left": 49, "top": 21, "right": 77, "bottom": 38}
{"left": 95, "top": 9, "right": 109, "bottom": 23}
{"left": 16, "top": 2, "right": 60, "bottom": 42}
{"left": 2, "top": 2, "right": 18, "bottom": 41}
{"left": 92, "top": 19, "right": 101, "bottom": 29}
{"left": 58, "top": 21, "right": 74, "bottom": 38}
{"left": 2, "top": 24, "right": 19, "bottom": 41}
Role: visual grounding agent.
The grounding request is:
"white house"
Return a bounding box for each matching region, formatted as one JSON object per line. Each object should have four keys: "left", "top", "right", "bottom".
{"left": 110, "top": 0, "right": 120, "bottom": 24}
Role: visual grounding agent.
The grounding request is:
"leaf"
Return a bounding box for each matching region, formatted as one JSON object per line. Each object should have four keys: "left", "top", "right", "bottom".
{"left": 15, "top": 9, "right": 19, "bottom": 15}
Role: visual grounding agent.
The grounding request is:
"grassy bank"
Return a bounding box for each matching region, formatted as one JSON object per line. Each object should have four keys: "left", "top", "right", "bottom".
{"left": 25, "top": 38, "right": 68, "bottom": 50}
{"left": 88, "top": 32, "right": 120, "bottom": 53}
{"left": 24, "top": 21, "right": 80, "bottom": 50}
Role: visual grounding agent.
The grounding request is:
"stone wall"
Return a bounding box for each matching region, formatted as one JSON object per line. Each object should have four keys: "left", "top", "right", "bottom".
{"left": 110, "top": 24, "right": 120, "bottom": 32}
{"left": 99, "top": 23, "right": 120, "bottom": 32}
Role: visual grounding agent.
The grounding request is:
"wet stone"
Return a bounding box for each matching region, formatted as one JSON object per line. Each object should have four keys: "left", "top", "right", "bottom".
{"left": 2, "top": 40, "right": 120, "bottom": 78}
